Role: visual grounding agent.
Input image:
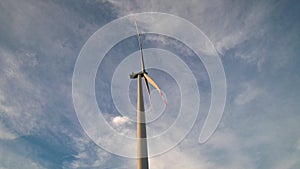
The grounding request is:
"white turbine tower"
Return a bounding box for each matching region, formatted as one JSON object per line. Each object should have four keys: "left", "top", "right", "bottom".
{"left": 129, "top": 15, "right": 167, "bottom": 169}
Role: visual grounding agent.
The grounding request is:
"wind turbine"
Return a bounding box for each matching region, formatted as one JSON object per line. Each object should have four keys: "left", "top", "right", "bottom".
{"left": 129, "top": 14, "right": 167, "bottom": 169}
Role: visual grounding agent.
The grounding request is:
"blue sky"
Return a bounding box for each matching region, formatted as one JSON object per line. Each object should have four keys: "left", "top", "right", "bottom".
{"left": 0, "top": 0, "right": 300, "bottom": 168}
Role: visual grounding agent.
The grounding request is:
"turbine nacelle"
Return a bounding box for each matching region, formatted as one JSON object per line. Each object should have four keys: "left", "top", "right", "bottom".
{"left": 130, "top": 71, "right": 148, "bottom": 79}
{"left": 130, "top": 69, "right": 167, "bottom": 107}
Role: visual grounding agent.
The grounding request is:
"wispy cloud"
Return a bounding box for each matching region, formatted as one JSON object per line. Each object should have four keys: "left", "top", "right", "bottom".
{"left": 234, "top": 83, "right": 262, "bottom": 105}
{"left": 0, "top": 47, "right": 45, "bottom": 134}
{"left": 0, "top": 148, "right": 46, "bottom": 169}
{"left": 104, "top": 0, "right": 300, "bottom": 168}
{"left": 0, "top": 0, "right": 117, "bottom": 168}
{"left": 63, "top": 136, "right": 112, "bottom": 169}
{"left": 0, "top": 121, "right": 17, "bottom": 140}
{"left": 1, "top": 0, "right": 299, "bottom": 168}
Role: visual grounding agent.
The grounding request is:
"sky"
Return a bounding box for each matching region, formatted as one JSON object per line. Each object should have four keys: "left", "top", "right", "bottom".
{"left": 0, "top": 0, "right": 300, "bottom": 168}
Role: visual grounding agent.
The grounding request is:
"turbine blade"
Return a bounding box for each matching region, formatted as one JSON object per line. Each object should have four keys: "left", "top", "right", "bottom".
{"left": 144, "top": 74, "right": 167, "bottom": 106}
{"left": 144, "top": 77, "right": 153, "bottom": 112}
{"left": 131, "top": 14, "right": 146, "bottom": 72}
{"left": 144, "top": 77, "right": 151, "bottom": 97}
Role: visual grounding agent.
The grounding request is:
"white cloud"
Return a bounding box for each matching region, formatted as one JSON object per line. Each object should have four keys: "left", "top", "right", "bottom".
{"left": 111, "top": 116, "right": 131, "bottom": 127}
